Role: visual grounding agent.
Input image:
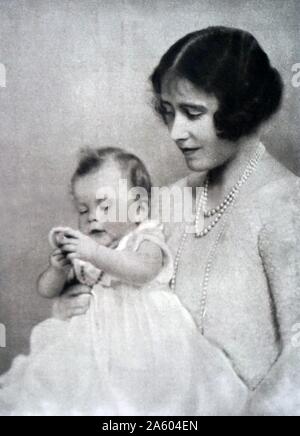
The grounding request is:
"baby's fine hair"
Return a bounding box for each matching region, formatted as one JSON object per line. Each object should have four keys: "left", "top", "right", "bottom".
{"left": 72, "top": 147, "right": 152, "bottom": 198}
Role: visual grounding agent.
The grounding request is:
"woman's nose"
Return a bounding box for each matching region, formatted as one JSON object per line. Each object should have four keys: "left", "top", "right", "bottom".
{"left": 169, "top": 113, "right": 190, "bottom": 142}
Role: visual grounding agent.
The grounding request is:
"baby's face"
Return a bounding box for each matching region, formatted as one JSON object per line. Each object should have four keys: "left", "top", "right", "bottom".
{"left": 73, "top": 162, "right": 138, "bottom": 247}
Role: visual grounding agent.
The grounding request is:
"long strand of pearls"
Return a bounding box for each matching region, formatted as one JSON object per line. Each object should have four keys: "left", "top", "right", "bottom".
{"left": 170, "top": 183, "right": 207, "bottom": 292}
{"left": 170, "top": 143, "right": 265, "bottom": 331}
{"left": 195, "top": 144, "right": 265, "bottom": 237}
{"left": 194, "top": 179, "right": 209, "bottom": 235}
{"left": 170, "top": 228, "right": 189, "bottom": 293}
{"left": 198, "top": 201, "right": 235, "bottom": 333}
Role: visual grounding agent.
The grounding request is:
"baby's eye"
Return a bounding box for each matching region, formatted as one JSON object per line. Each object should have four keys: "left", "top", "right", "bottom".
{"left": 102, "top": 205, "right": 110, "bottom": 214}
{"left": 97, "top": 197, "right": 112, "bottom": 213}
{"left": 79, "top": 209, "right": 88, "bottom": 215}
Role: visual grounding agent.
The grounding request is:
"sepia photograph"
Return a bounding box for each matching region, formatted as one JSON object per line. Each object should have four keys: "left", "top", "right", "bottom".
{"left": 0, "top": 0, "right": 299, "bottom": 417}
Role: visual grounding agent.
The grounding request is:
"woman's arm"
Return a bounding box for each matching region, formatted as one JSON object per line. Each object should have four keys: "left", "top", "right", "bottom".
{"left": 247, "top": 193, "right": 300, "bottom": 416}
{"left": 61, "top": 230, "right": 163, "bottom": 287}
{"left": 52, "top": 283, "right": 92, "bottom": 320}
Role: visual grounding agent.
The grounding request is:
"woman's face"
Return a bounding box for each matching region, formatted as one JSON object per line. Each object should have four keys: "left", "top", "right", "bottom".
{"left": 160, "top": 75, "right": 239, "bottom": 172}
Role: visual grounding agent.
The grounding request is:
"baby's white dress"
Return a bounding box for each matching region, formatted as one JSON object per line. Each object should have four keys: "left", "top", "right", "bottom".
{"left": 0, "top": 221, "right": 248, "bottom": 416}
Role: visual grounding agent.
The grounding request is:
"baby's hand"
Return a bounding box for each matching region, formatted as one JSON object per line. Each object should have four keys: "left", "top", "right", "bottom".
{"left": 50, "top": 248, "right": 72, "bottom": 273}
{"left": 60, "top": 229, "right": 98, "bottom": 263}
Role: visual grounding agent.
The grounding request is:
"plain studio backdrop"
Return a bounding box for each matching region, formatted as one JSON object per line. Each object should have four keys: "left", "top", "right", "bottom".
{"left": 0, "top": 0, "right": 299, "bottom": 375}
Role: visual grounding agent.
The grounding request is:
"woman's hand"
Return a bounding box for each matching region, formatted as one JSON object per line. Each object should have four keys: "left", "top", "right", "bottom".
{"left": 52, "top": 284, "right": 92, "bottom": 320}
{"left": 60, "top": 229, "right": 98, "bottom": 263}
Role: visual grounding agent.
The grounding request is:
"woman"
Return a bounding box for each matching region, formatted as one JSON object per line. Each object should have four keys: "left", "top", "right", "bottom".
{"left": 55, "top": 27, "right": 300, "bottom": 415}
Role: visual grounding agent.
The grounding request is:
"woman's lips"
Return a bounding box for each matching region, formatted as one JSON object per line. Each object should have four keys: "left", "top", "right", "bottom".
{"left": 181, "top": 147, "right": 203, "bottom": 157}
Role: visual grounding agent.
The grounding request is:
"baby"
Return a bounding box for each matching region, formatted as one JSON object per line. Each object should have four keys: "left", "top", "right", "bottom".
{"left": 0, "top": 147, "right": 248, "bottom": 416}
{"left": 38, "top": 147, "right": 161, "bottom": 299}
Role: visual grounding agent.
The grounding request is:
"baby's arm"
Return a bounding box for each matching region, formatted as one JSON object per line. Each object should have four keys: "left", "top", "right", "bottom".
{"left": 61, "top": 230, "right": 163, "bottom": 287}
{"left": 91, "top": 241, "right": 163, "bottom": 286}
{"left": 38, "top": 248, "right": 72, "bottom": 298}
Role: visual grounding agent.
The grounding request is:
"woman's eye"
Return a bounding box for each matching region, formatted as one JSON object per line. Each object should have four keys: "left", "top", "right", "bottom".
{"left": 185, "top": 110, "right": 204, "bottom": 120}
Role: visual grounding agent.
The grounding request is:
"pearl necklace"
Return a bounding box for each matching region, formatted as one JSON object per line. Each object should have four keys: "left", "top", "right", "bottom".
{"left": 170, "top": 143, "right": 265, "bottom": 332}
{"left": 194, "top": 179, "right": 209, "bottom": 236}
{"left": 195, "top": 144, "right": 265, "bottom": 237}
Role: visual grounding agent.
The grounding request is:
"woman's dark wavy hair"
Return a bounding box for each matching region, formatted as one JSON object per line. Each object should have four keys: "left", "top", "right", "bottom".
{"left": 150, "top": 26, "right": 284, "bottom": 141}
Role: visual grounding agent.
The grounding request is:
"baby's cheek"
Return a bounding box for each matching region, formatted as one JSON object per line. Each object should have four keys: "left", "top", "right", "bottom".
{"left": 78, "top": 217, "right": 88, "bottom": 234}
{"left": 90, "top": 233, "right": 114, "bottom": 247}
{"left": 104, "top": 222, "right": 130, "bottom": 238}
